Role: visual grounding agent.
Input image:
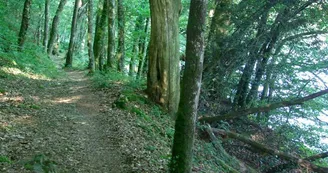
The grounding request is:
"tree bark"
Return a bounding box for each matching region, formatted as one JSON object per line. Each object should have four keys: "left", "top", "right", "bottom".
{"left": 147, "top": 0, "right": 181, "bottom": 114}
{"left": 18, "top": 0, "right": 32, "bottom": 51}
{"left": 170, "top": 0, "right": 207, "bottom": 172}
{"left": 43, "top": 0, "right": 50, "bottom": 52}
{"left": 93, "top": 0, "right": 108, "bottom": 71}
{"left": 65, "top": 0, "right": 80, "bottom": 67}
{"left": 116, "top": 0, "right": 125, "bottom": 72}
{"left": 87, "top": 0, "right": 95, "bottom": 73}
{"left": 200, "top": 88, "right": 328, "bottom": 123}
{"left": 106, "top": 0, "right": 115, "bottom": 70}
{"left": 47, "top": 0, "right": 68, "bottom": 55}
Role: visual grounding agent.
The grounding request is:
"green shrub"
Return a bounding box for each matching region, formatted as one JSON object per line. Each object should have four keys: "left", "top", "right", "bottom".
{"left": 0, "top": 155, "right": 11, "bottom": 163}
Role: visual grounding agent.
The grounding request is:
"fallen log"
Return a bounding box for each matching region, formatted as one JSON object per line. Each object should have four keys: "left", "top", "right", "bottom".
{"left": 265, "top": 152, "right": 328, "bottom": 173}
{"left": 210, "top": 128, "right": 328, "bottom": 173}
{"left": 305, "top": 151, "right": 328, "bottom": 161}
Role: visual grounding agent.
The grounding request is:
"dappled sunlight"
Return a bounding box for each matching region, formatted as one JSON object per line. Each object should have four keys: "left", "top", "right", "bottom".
{"left": 0, "top": 95, "right": 24, "bottom": 103}
{"left": 0, "top": 67, "right": 51, "bottom": 80}
{"left": 13, "top": 115, "right": 35, "bottom": 125}
{"left": 250, "top": 134, "right": 264, "bottom": 141}
{"left": 51, "top": 95, "right": 83, "bottom": 104}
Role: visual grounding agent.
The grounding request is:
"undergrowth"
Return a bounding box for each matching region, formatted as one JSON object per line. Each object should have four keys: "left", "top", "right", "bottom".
{"left": 0, "top": 44, "right": 61, "bottom": 79}
{"left": 91, "top": 71, "right": 256, "bottom": 172}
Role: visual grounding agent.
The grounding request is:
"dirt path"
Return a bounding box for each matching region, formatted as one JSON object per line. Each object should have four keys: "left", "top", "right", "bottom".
{"left": 0, "top": 68, "right": 130, "bottom": 172}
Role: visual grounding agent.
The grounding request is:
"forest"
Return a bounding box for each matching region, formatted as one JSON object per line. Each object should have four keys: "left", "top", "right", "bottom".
{"left": 0, "top": 0, "right": 328, "bottom": 172}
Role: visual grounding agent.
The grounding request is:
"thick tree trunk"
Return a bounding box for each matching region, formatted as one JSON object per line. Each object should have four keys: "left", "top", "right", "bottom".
{"left": 116, "top": 0, "right": 125, "bottom": 72}
{"left": 43, "top": 0, "right": 50, "bottom": 52}
{"left": 65, "top": 0, "right": 80, "bottom": 67}
{"left": 47, "top": 0, "right": 68, "bottom": 55}
{"left": 136, "top": 18, "right": 150, "bottom": 79}
{"left": 200, "top": 88, "right": 328, "bottom": 123}
{"left": 18, "top": 0, "right": 32, "bottom": 50}
{"left": 87, "top": 0, "right": 95, "bottom": 73}
{"left": 147, "top": 0, "right": 181, "bottom": 113}
{"left": 93, "top": 0, "right": 108, "bottom": 71}
{"left": 106, "top": 0, "right": 115, "bottom": 70}
{"left": 170, "top": 0, "right": 207, "bottom": 172}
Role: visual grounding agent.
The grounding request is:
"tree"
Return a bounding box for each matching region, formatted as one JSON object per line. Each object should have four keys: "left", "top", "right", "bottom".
{"left": 47, "top": 0, "right": 68, "bottom": 55}
{"left": 18, "top": 0, "right": 32, "bottom": 50}
{"left": 106, "top": 0, "right": 115, "bottom": 70}
{"left": 65, "top": 0, "right": 80, "bottom": 67}
{"left": 43, "top": 0, "right": 50, "bottom": 52}
{"left": 129, "top": 16, "right": 144, "bottom": 76}
{"left": 136, "top": 18, "right": 150, "bottom": 79}
{"left": 87, "top": 0, "right": 95, "bottom": 73}
{"left": 200, "top": 88, "right": 328, "bottom": 123}
{"left": 93, "top": 0, "right": 108, "bottom": 71}
{"left": 170, "top": 0, "right": 207, "bottom": 172}
{"left": 147, "top": 0, "right": 181, "bottom": 113}
{"left": 116, "top": 0, "right": 125, "bottom": 72}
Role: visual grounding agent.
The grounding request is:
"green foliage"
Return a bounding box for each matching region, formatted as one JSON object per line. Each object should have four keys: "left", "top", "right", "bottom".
{"left": 0, "top": 45, "right": 60, "bottom": 79}
{"left": 0, "top": 155, "right": 12, "bottom": 163}
{"left": 24, "top": 154, "right": 57, "bottom": 173}
{"left": 91, "top": 71, "right": 131, "bottom": 88}
{"left": 72, "top": 52, "right": 89, "bottom": 70}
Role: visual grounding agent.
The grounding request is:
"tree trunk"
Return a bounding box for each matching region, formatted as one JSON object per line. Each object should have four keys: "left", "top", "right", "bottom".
{"left": 87, "top": 0, "right": 95, "bottom": 73}
{"left": 129, "top": 16, "right": 144, "bottom": 76}
{"left": 136, "top": 18, "right": 150, "bottom": 79}
{"left": 43, "top": 0, "right": 50, "bottom": 52}
{"left": 170, "top": 0, "right": 207, "bottom": 172}
{"left": 93, "top": 0, "right": 108, "bottom": 71}
{"left": 48, "top": 0, "right": 68, "bottom": 55}
{"left": 116, "top": 0, "right": 125, "bottom": 72}
{"left": 18, "top": 0, "right": 32, "bottom": 51}
{"left": 75, "top": 1, "right": 88, "bottom": 53}
{"left": 35, "top": 14, "right": 43, "bottom": 46}
{"left": 147, "top": 0, "right": 181, "bottom": 114}
{"left": 106, "top": 0, "right": 115, "bottom": 70}
{"left": 65, "top": 0, "right": 80, "bottom": 67}
{"left": 202, "top": 0, "right": 232, "bottom": 101}
{"left": 246, "top": 23, "right": 281, "bottom": 105}
{"left": 233, "top": 56, "right": 257, "bottom": 108}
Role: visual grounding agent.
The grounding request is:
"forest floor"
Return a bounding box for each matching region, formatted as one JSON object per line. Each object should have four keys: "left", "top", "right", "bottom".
{"left": 0, "top": 54, "right": 141, "bottom": 172}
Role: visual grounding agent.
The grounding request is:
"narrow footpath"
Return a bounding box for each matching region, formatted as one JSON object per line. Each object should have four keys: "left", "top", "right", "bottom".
{"left": 1, "top": 67, "right": 130, "bottom": 172}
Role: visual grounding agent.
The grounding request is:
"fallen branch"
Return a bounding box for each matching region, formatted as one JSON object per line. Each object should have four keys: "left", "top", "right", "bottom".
{"left": 265, "top": 152, "right": 328, "bottom": 173}
{"left": 305, "top": 151, "right": 328, "bottom": 161}
{"left": 199, "top": 88, "right": 328, "bottom": 123}
{"left": 204, "top": 125, "right": 255, "bottom": 173}
{"left": 211, "top": 128, "right": 328, "bottom": 173}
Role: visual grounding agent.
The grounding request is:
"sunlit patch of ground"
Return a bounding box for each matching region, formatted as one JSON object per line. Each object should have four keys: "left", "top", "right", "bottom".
{"left": 0, "top": 67, "right": 51, "bottom": 80}
{"left": 50, "top": 95, "right": 83, "bottom": 104}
